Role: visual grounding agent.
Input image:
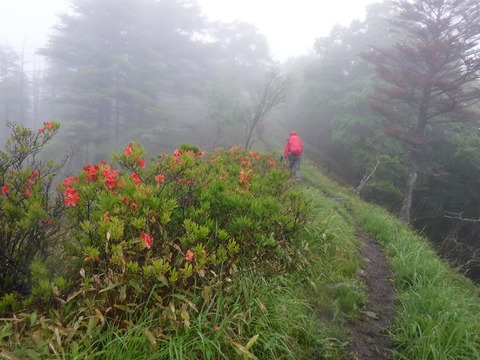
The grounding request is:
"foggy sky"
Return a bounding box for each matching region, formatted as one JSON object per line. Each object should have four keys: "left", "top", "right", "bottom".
{"left": 0, "top": 0, "right": 377, "bottom": 62}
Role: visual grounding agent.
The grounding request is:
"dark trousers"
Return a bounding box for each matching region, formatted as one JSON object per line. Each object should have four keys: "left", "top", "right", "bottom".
{"left": 288, "top": 155, "right": 302, "bottom": 180}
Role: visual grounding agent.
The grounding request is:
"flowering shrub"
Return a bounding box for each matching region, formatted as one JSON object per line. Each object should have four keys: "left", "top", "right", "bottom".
{"left": 0, "top": 122, "right": 64, "bottom": 306}
{"left": 55, "top": 142, "right": 308, "bottom": 320}
{"left": 1, "top": 136, "right": 311, "bottom": 353}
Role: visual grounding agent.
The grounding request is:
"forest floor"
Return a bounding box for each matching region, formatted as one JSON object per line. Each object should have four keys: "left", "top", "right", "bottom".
{"left": 343, "top": 230, "right": 399, "bottom": 359}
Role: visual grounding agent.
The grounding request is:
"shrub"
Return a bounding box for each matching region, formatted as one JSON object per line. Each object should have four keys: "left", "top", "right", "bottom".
{"left": 1, "top": 133, "right": 312, "bottom": 356}
{"left": 0, "top": 122, "right": 64, "bottom": 302}
{"left": 56, "top": 142, "right": 310, "bottom": 323}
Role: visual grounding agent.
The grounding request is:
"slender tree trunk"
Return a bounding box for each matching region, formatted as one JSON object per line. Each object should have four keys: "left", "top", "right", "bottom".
{"left": 245, "top": 116, "right": 260, "bottom": 150}
{"left": 399, "top": 160, "right": 418, "bottom": 221}
{"left": 400, "top": 86, "right": 431, "bottom": 222}
{"left": 245, "top": 124, "right": 254, "bottom": 150}
{"left": 356, "top": 159, "right": 381, "bottom": 195}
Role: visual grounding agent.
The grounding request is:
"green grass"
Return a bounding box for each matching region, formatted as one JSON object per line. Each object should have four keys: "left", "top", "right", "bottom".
{"left": 351, "top": 199, "right": 480, "bottom": 359}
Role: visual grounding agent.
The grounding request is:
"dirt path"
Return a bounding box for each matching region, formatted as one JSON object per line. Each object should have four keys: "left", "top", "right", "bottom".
{"left": 344, "top": 230, "right": 398, "bottom": 359}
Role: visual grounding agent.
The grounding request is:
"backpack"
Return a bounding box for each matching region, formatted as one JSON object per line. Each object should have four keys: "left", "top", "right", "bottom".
{"left": 289, "top": 136, "right": 302, "bottom": 155}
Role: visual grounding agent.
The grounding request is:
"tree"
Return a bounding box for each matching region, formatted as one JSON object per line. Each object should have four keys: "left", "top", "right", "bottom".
{"left": 203, "top": 78, "right": 249, "bottom": 149}
{"left": 362, "top": 0, "right": 480, "bottom": 221}
{"left": 40, "top": 0, "right": 210, "bottom": 163}
{"left": 244, "top": 65, "right": 290, "bottom": 149}
{"left": 0, "top": 46, "right": 30, "bottom": 146}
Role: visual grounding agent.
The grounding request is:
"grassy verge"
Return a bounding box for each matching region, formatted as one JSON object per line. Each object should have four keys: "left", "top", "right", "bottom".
{"left": 302, "top": 159, "right": 480, "bottom": 359}
{"left": 354, "top": 202, "right": 480, "bottom": 359}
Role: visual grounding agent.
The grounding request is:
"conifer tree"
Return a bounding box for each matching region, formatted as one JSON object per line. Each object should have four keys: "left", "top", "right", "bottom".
{"left": 362, "top": 0, "right": 480, "bottom": 221}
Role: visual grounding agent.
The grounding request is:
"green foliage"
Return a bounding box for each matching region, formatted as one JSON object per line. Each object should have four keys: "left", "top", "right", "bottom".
{"left": 0, "top": 122, "right": 64, "bottom": 298}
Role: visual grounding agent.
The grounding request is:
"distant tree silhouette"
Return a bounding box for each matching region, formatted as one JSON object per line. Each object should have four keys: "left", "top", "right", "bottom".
{"left": 244, "top": 65, "right": 289, "bottom": 150}
{"left": 362, "top": 0, "right": 480, "bottom": 221}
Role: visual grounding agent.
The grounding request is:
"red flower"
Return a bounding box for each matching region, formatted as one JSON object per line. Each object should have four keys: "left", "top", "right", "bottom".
{"left": 24, "top": 189, "right": 32, "bottom": 196}
{"left": 29, "top": 169, "right": 40, "bottom": 179}
{"left": 185, "top": 250, "right": 195, "bottom": 261}
{"left": 83, "top": 164, "right": 99, "bottom": 182}
{"left": 140, "top": 232, "right": 153, "bottom": 249}
{"left": 63, "top": 176, "right": 78, "bottom": 187}
{"left": 84, "top": 256, "right": 100, "bottom": 262}
{"left": 131, "top": 173, "right": 142, "bottom": 185}
{"left": 39, "top": 121, "right": 54, "bottom": 133}
{"left": 64, "top": 192, "right": 79, "bottom": 207}
{"left": 125, "top": 143, "right": 132, "bottom": 157}
{"left": 103, "top": 212, "right": 110, "bottom": 222}
{"left": 137, "top": 158, "right": 145, "bottom": 168}
{"left": 154, "top": 173, "right": 165, "bottom": 188}
{"left": 63, "top": 187, "right": 80, "bottom": 207}
{"left": 103, "top": 168, "right": 119, "bottom": 189}
{"left": 2, "top": 182, "right": 9, "bottom": 195}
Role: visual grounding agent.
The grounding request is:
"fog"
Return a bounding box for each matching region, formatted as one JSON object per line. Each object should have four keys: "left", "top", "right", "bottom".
{"left": 0, "top": 0, "right": 377, "bottom": 169}
{"left": 1, "top": 0, "right": 376, "bottom": 62}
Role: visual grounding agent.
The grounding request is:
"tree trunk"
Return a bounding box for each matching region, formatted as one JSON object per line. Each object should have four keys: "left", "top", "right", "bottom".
{"left": 399, "top": 140, "right": 425, "bottom": 223}
{"left": 399, "top": 165, "right": 417, "bottom": 222}
{"left": 245, "top": 123, "right": 255, "bottom": 150}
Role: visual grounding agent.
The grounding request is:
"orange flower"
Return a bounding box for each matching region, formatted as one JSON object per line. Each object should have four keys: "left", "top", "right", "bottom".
{"left": 185, "top": 250, "right": 195, "bottom": 261}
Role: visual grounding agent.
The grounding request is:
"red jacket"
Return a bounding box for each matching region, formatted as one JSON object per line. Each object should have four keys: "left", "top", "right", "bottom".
{"left": 284, "top": 131, "right": 303, "bottom": 158}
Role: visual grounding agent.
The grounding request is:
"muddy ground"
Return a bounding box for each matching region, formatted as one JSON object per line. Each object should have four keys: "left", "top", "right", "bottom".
{"left": 344, "top": 230, "right": 399, "bottom": 359}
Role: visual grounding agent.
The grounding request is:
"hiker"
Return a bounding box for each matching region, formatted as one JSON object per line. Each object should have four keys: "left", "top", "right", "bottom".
{"left": 284, "top": 130, "right": 303, "bottom": 181}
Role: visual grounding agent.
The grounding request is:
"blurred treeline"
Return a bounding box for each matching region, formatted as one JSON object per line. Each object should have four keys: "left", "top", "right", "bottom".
{"left": 2, "top": 0, "right": 480, "bottom": 281}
